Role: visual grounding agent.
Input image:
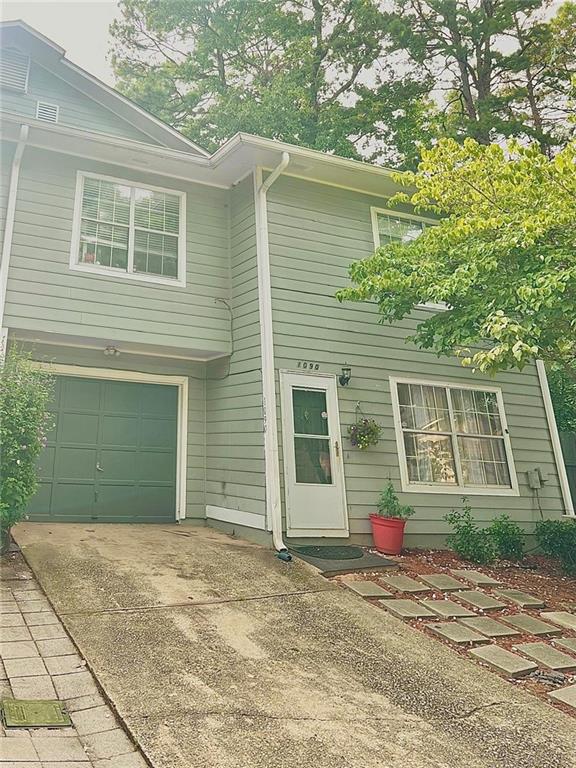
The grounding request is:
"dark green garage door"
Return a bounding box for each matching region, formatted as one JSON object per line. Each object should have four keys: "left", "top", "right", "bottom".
{"left": 26, "top": 376, "right": 178, "bottom": 523}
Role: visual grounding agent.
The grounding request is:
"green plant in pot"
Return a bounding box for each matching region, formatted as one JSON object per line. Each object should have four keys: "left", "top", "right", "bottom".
{"left": 0, "top": 346, "right": 54, "bottom": 555}
{"left": 370, "top": 481, "right": 415, "bottom": 555}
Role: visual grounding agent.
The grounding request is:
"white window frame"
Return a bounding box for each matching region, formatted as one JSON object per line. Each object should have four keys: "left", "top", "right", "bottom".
{"left": 70, "top": 171, "right": 187, "bottom": 288}
{"left": 389, "top": 376, "right": 520, "bottom": 496}
{"left": 370, "top": 206, "right": 446, "bottom": 311}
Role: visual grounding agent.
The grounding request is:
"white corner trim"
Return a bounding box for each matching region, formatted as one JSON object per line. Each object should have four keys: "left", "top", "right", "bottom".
{"left": 206, "top": 505, "right": 267, "bottom": 531}
{"left": 69, "top": 170, "right": 187, "bottom": 287}
{"left": 30, "top": 362, "right": 189, "bottom": 521}
{"left": 389, "top": 375, "right": 520, "bottom": 497}
{"left": 0, "top": 124, "right": 29, "bottom": 332}
{"left": 254, "top": 153, "right": 290, "bottom": 552}
{"left": 536, "top": 360, "right": 575, "bottom": 516}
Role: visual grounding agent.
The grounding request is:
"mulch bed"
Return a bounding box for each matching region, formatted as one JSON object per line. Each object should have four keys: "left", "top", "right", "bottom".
{"left": 331, "top": 548, "right": 576, "bottom": 718}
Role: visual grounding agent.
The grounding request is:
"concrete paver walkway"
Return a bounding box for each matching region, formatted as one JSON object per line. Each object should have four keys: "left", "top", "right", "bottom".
{"left": 11, "top": 523, "right": 576, "bottom": 768}
{"left": 1, "top": 549, "right": 147, "bottom": 768}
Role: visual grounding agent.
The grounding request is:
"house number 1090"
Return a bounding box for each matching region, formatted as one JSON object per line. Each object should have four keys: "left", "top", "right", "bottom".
{"left": 297, "top": 361, "right": 320, "bottom": 370}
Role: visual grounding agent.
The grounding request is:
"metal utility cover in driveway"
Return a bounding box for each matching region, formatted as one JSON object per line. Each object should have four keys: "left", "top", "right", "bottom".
{"left": 3, "top": 698, "right": 71, "bottom": 727}
{"left": 25, "top": 376, "right": 178, "bottom": 523}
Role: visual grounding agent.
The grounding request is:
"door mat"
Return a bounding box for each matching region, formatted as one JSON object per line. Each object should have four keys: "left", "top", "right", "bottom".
{"left": 289, "top": 546, "right": 398, "bottom": 576}
{"left": 2, "top": 699, "right": 71, "bottom": 728}
{"left": 291, "top": 545, "right": 364, "bottom": 560}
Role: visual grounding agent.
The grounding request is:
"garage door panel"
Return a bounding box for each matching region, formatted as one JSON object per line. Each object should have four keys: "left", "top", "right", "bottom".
{"left": 138, "top": 451, "right": 176, "bottom": 482}
{"left": 52, "top": 483, "right": 95, "bottom": 518}
{"left": 141, "top": 417, "right": 177, "bottom": 448}
{"left": 136, "top": 486, "right": 177, "bottom": 518}
{"left": 96, "top": 485, "right": 141, "bottom": 519}
{"left": 104, "top": 381, "right": 139, "bottom": 414}
{"left": 62, "top": 378, "right": 101, "bottom": 411}
{"left": 25, "top": 482, "right": 53, "bottom": 517}
{"left": 141, "top": 383, "right": 178, "bottom": 415}
{"left": 101, "top": 415, "right": 139, "bottom": 446}
{"left": 37, "top": 446, "right": 56, "bottom": 479}
{"left": 55, "top": 447, "right": 98, "bottom": 479}
{"left": 58, "top": 412, "right": 99, "bottom": 443}
{"left": 99, "top": 450, "right": 138, "bottom": 480}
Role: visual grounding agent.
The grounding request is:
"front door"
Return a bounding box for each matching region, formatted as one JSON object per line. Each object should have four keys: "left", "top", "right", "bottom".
{"left": 280, "top": 372, "right": 348, "bottom": 537}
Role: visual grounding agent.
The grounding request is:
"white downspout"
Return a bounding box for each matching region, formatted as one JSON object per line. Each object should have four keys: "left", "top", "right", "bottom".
{"left": 254, "top": 152, "right": 290, "bottom": 554}
{"left": 0, "top": 124, "right": 29, "bottom": 351}
{"left": 536, "top": 359, "right": 575, "bottom": 517}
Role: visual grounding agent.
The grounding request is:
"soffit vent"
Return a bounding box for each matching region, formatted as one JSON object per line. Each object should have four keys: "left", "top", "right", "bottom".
{"left": 0, "top": 49, "right": 30, "bottom": 93}
{"left": 36, "top": 101, "right": 60, "bottom": 123}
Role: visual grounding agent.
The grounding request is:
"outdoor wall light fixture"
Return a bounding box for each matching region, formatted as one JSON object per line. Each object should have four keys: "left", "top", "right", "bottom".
{"left": 103, "top": 345, "right": 120, "bottom": 357}
{"left": 339, "top": 365, "right": 352, "bottom": 386}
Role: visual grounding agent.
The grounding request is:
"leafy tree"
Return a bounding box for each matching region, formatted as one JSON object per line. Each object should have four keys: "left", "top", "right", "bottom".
{"left": 337, "top": 137, "right": 576, "bottom": 377}
{"left": 383, "top": 0, "right": 576, "bottom": 152}
{"left": 110, "top": 0, "right": 434, "bottom": 166}
{"left": 0, "top": 346, "right": 54, "bottom": 553}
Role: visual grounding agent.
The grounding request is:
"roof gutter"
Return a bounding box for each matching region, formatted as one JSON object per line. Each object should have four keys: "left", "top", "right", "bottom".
{"left": 0, "top": 123, "right": 29, "bottom": 355}
{"left": 536, "top": 360, "right": 575, "bottom": 517}
{"left": 254, "top": 152, "right": 291, "bottom": 557}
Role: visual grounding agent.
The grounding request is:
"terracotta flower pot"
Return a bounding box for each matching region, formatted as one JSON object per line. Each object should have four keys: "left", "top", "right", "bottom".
{"left": 369, "top": 514, "right": 406, "bottom": 555}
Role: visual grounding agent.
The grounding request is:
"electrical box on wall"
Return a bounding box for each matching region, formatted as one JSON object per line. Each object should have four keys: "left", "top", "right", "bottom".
{"left": 527, "top": 470, "right": 541, "bottom": 490}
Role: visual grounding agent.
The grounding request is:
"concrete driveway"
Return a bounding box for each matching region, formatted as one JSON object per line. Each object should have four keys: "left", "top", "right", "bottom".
{"left": 14, "top": 523, "right": 575, "bottom": 768}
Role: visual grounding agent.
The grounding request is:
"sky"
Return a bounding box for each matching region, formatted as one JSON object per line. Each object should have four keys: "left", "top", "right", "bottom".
{"left": 1, "top": 0, "right": 120, "bottom": 84}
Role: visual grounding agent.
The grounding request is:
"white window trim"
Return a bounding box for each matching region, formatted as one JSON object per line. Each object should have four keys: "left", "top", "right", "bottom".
{"left": 389, "top": 376, "right": 520, "bottom": 496}
{"left": 70, "top": 170, "right": 187, "bottom": 288}
{"left": 370, "top": 206, "right": 446, "bottom": 311}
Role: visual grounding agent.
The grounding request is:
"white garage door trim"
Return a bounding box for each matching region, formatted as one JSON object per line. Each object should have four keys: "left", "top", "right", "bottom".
{"left": 31, "top": 363, "right": 189, "bottom": 521}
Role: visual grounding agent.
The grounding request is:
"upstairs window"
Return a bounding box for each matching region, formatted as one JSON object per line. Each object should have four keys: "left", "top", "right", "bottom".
{"left": 71, "top": 172, "right": 186, "bottom": 286}
{"left": 390, "top": 378, "right": 518, "bottom": 495}
{"left": 0, "top": 48, "right": 30, "bottom": 93}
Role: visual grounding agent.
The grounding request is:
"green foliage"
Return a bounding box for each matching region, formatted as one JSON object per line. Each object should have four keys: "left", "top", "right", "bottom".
{"left": 338, "top": 138, "right": 576, "bottom": 377}
{"left": 548, "top": 366, "right": 576, "bottom": 432}
{"left": 376, "top": 481, "right": 415, "bottom": 519}
{"left": 348, "top": 418, "right": 381, "bottom": 450}
{"left": 385, "top": 0, "right": 576, "bottom": 153}
{"left": 535, "top": 519, "right": 576, "bottom": 575}
{"left": 0, "top": 346, "right": 54, "bottom": 535}
{"left": 444, "top": 500, "right": 496, "bottom": 564}
{"left": 486, "top": 515, "right": 524, "bottom": 561}
{"left": 111, "top": 0, "right": 435, "bottom": 168}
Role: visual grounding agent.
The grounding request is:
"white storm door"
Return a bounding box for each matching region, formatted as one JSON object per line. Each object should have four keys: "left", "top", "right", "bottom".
{"left": 280, "top": 372, "right": 348, "bottom": 537}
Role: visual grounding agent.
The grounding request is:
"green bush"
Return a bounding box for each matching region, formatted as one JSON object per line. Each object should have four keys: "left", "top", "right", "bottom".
{"left": 444, "top": 499, "right": 496, "bottom": 564}
{"left": 487, "top": 514, "right": 524, "bottom": 561}
{"left": 0, "top": 345, "right": 54, "bottom": 552}
{"left": 376, "top": 482, "right": 416, "bottom": 519}
{"left": 535, "top": 519, "right": 576, "bottom": 575}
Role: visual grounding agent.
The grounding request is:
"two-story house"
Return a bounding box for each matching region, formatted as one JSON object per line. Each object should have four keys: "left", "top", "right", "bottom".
{"left": 1, "top": 21, "right": 573, "bottom": 552}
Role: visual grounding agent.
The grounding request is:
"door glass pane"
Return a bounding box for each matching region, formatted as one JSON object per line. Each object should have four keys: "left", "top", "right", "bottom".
{"left": 403, "top": 432, "right": 457, "bottom": 484}
{"left": 294, "top": 437, "right": 332, "bottom": 484}
{"left": 458, "top": 436, "right": 511, "bottom": 486}
{"left": 292, "top": 388, "right": 329, "bottom": 436}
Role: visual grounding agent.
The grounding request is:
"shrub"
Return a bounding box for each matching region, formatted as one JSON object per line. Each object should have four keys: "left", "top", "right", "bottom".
{"left": 0, "top": 345, "right": 54, "bottom": 552}
{"left": 487, "top": 514, "right": 524, "bottom": 561}
{"left": 376, "top": 482, "right": 415, "bottom": 519}
{"left": 444, "top": 499, "right": 496, "bottom": 564}
{"left": 535, "top": 519, "right": 576, "bottom": 575}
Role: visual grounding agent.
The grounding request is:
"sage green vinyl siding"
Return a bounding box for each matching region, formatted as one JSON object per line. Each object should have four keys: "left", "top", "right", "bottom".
{"left": 205, "top": 177, "right": 266, "bottom": 519}
{"left": 19, "top": 342, "right": 207, "bottom": 521}
{"left": 3, "top": 146, "right": 231, "bottom": 355}
{"left": 1, "top": 60, "right": 158, "bottom": 144}
{"left": 267, "top": 176, "right": 564, "bottom": 544}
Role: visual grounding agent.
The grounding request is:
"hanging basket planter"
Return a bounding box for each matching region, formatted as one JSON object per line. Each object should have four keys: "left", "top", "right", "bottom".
{"left": 347, "top": 417, "right": 381, "bottom": 450}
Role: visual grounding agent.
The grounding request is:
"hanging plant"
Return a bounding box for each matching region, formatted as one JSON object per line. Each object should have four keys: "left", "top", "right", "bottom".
{"left": 348, "top": 418, "right": 381, "bottom": 450}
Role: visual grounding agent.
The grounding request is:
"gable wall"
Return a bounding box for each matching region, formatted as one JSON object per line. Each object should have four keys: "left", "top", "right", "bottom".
{"left": 1, "top": 59, "right": 159, "bottom": 144}
{"left": 267, "top": 175, "right": 564, "bottom": 544}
